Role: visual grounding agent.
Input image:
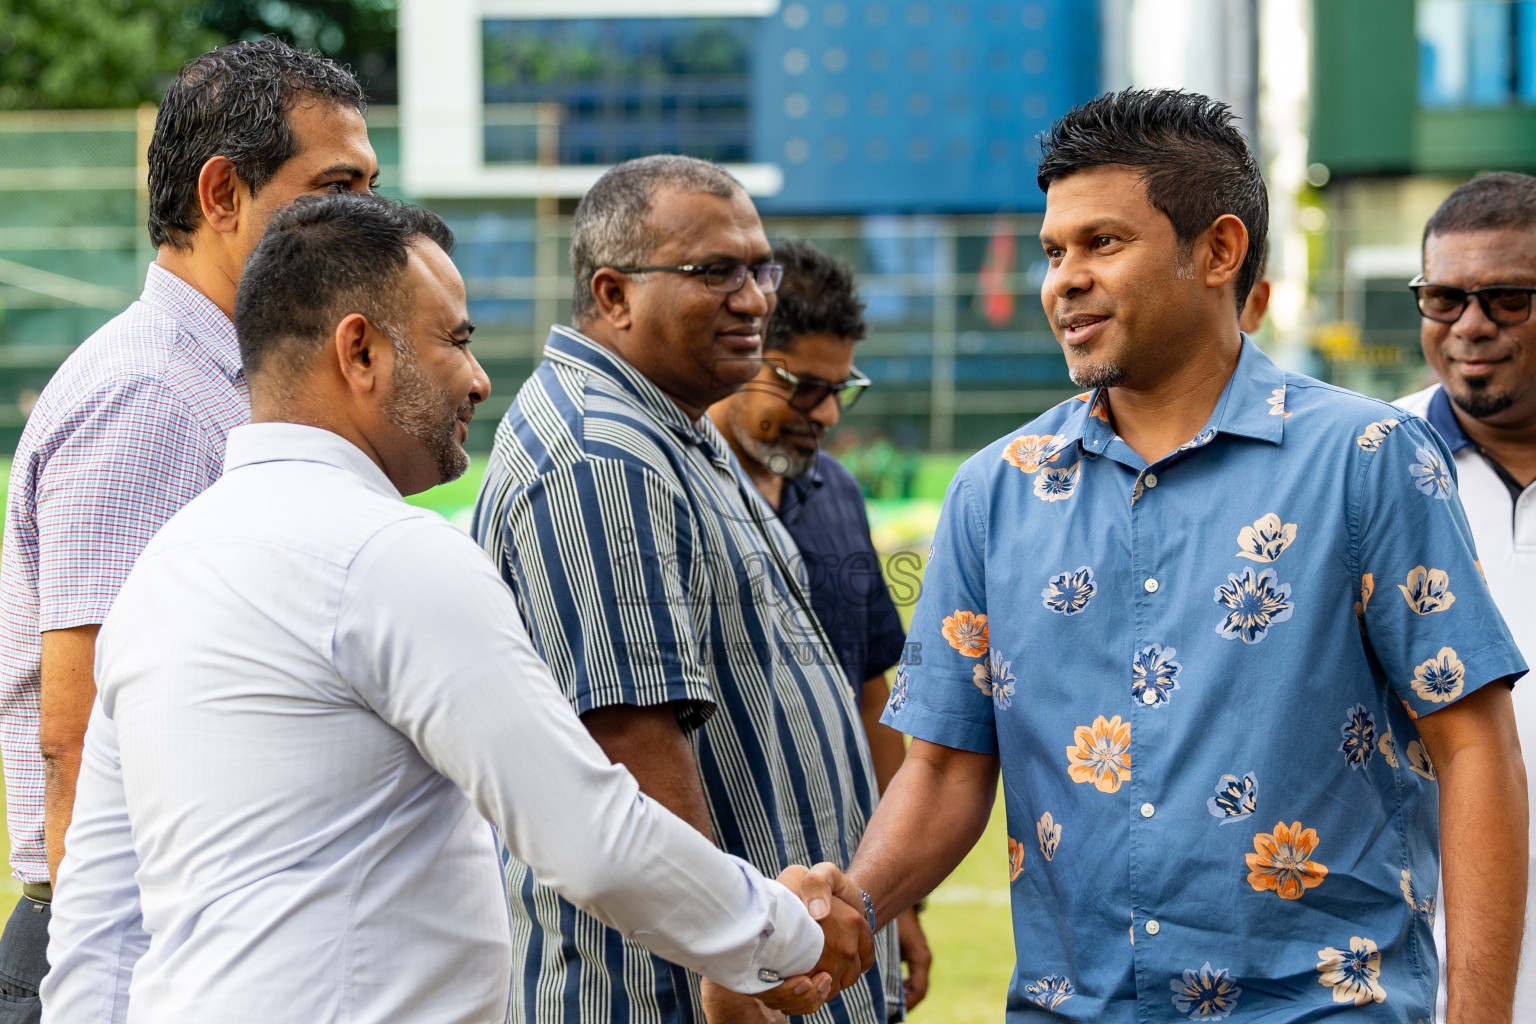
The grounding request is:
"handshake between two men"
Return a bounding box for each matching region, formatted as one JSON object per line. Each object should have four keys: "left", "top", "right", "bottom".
{"left": 718, "top": 862, "right": 880, "bottom": 1020}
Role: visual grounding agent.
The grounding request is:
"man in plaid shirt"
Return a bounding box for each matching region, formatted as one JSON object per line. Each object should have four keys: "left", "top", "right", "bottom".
{"left": 0, "top": 39, "right": 377, "bottom": 1020}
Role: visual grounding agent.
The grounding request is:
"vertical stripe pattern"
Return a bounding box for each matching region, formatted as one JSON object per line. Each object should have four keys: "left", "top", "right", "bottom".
{"left": 473, "top": 327, "right": 900, "bottom": 1024}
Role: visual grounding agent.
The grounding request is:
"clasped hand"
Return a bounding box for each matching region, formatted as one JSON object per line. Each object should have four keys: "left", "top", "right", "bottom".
{"left": 702, "top": 862, "right": 875, "bottom": 1021}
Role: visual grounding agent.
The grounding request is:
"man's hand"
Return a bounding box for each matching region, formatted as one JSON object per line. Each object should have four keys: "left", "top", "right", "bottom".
{"left": 701, "top": 982, "right": 790, "bottom": 1024}
{"left": 702, "top": 862, "right": 872, "bottom": 1022}
{"left": 778, "top": 862, "right": 875, "bottom": 992}
{"left": 1416, "top": 680, "right": 1527, "bottom": 1024}
{"left": 896, "top": 908, "right": 931, "bottom": 1009}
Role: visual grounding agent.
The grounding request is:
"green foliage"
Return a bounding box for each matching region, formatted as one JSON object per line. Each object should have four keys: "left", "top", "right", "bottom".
{"left": 0, "top": 1, "right": 399, "bottom": 110}
{"left": 197, "top": 0, "right": 398, "bottom": 102}
{"left": 0, "top": 0, "right": 220, "bottom": 109}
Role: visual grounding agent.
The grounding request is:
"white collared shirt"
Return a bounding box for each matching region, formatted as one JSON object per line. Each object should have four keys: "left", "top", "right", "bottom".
{"left": 1398, "top": 384, "right": 1536, "bottom": 1022}
{"left": 42, "top": 422, "right": 822, "bottom": 1024}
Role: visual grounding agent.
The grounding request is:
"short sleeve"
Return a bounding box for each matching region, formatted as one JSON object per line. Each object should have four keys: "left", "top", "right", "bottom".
{"left": 35, "top": 379, "right": 222, "bottom": 630}
{"left": 1353, "top": 415, "right": 1527, "bottom": 716}
{"left": 498, "top": 458, "right": 715, "bottom": 729}
{"left": 880, "top": 468, "right": 997, "bottom": 753}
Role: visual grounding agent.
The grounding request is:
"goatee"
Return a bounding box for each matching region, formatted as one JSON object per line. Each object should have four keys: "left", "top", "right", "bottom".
{"left": 1068, "top": 361, "right": 1128, "bottom": 389}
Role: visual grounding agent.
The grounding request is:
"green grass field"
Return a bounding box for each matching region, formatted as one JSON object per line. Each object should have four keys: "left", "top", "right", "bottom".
{"left": 0, "top": 456, "right": 1016, "bottom": 1019}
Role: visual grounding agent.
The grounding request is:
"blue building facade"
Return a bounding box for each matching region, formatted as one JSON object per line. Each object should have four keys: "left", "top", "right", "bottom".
{"left": 480, "top": 2, "right": 1101, "bottom": 213}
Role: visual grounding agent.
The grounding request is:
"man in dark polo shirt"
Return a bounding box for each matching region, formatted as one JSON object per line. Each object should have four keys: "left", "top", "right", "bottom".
{"left": 709, "top": 239, "right": 931, "bottom": 1015}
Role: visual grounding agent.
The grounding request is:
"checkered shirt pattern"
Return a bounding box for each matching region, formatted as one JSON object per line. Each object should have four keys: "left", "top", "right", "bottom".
{"left": 0, "top": 263, "right": 248, "bottom": 884}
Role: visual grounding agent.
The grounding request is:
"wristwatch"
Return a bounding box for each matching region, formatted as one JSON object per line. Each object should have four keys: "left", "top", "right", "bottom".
{"left": 857, "top": 887, "right": 877, "bottom": 934}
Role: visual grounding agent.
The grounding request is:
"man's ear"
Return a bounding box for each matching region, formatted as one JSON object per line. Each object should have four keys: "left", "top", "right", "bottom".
{"left": 590, "top": 268, "right": 633, "bottom": 331}
{"left": 332, "top": 313, "right": 391, "bottom": 395}
{"left": 196, "top": 156, "right": 246, "bottom": 237}
{"left": 1201, "top": 214, "right": 1249, "bottom": 292}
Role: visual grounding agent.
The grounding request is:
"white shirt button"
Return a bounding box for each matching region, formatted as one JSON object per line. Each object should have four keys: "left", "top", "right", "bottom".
{"left": 1145, "top": 920, "right": 1161, "bottom": 935}
{"left": 1143, "top": 577, "right": 1159, "bottom": 593}
{"left": 1140, "top": 803, "right": 1155, "bottom": 817}
{"left": 1143, "top": 473, "right": 1158, "bottom": 488}
{"left": 1142, "top": 689, "right": 1159, "bottom": 705}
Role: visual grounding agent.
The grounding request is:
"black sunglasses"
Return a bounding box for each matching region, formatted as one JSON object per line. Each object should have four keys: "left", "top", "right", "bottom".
{"left": 611, "top": 260, "right": 785, "bottom": 294}
{"left": 1409, "top": 275, "right": 1536, "bottom": 326}
{"left": 767, "top": 363, "right": 872, "bottom": 413}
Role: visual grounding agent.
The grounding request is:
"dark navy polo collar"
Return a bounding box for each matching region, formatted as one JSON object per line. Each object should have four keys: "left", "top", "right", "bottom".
{"left": 1425, "top": 386, "right": 1475, "bottom": 455}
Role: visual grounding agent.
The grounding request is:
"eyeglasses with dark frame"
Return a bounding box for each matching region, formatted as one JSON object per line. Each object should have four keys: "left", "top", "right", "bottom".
{"left": 611, "top": 260, "right": 785, "bottom": 294}
{"left": 766, "top": 362, "right": 872, "bottom": 413}
{"left": 1408, "top": 275, "right": 1536, "bottom": 326}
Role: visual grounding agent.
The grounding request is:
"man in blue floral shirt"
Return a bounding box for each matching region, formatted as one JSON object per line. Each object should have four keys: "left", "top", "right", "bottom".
{"left": 847, "top": 89, "right": 1529, "bottom": 1023}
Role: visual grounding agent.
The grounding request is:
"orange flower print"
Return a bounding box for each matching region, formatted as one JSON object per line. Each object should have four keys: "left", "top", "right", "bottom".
{"left": 1245, "top": 820, "right": 1328, "bottom": 900}
{"left": 1354, "top": 573, "right": 1374, "bottom": 635}
{"left": 1008, "top": 835, "right": 1025, "bottom": 881}
{"left": 1002, "top": 433, "right": 1063, "bottom": 474}
{"left": 942, "top": 610, "right": 989, "bottom": 658}
{"left": 1072, "top": 391, "right": 1111, "bottom": 422}
{"left": 1066, "top": 715, "right": 1132, "bottom": 794}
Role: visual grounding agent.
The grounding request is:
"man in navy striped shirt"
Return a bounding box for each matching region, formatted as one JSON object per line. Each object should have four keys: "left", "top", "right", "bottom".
{"left": 473, "top": 155, "right": 901, "bottom": 1024}
{"left": 708, "top": 241, "right": 930, "bottom": 1012}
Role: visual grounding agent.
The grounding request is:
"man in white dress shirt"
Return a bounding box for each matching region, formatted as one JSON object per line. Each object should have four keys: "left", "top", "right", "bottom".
{"left": 41, "top": 193, "right": 873, "bottom": 1024}
{"left": 1397, "top": 171, "right": 1536, "bottom": 1021}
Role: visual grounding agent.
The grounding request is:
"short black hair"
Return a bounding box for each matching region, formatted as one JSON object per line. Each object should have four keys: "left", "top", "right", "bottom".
{"left": 1037, "top": 88, "right": 1269, "bottom": 313}
{"left": 149, "top": 38, "right": 367, "bottom": 249}
{"left": 235, "top": 193, "right": 454, "bottom": 381}
{"left": 765, "top": 240, "right": 866, "bottom": 351}
{"left": 1424, "top": 171, "right": 1536, "bottom": 250}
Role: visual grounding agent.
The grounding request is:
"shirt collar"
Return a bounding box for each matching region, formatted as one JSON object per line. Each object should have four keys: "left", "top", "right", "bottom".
{"left": 779, "top": 453, "right": 825, "bottom": 514}
{"left": 223, "top": 422, "right": 403, "bottom": 501}
{"left": 140, "top": 263, "right": 243, "bottom": 383}
{"left": 542, "top": 325, "right": 730, "bottom": 465}
{"left": 1425, "top": 385, "right": 1475, "bottom": 454}
{"left": 1062, "top": 334, "right": 1288, "bottom": 456}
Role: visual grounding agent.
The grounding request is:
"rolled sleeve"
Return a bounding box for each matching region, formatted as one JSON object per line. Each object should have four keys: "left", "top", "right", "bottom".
{"left": 35, "top": 380, "right": 221, "bottom": 630}
{"left": 880, "top": 469, "right": 998, "bottom": 754}
{"left": 499, "top": 458, "right": 717, "bottom": 728}
{"left": 1353, "top": 415, "right": 1528, "bottom": 717}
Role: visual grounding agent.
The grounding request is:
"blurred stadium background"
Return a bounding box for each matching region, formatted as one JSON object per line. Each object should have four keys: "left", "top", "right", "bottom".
{"left": 6, "top": 1, "right": 1536, "bottom": 1018}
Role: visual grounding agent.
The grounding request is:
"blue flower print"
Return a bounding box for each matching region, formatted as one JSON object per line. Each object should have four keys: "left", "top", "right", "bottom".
{"left": 1178, "top": 428, "right": 1216, "bottom": 452}
{"left": 1042, "top": 566, "right": 1097, "bottom": 615}
{"left": 1025, "top": 975, "right": 1075, "bottom": 1010}
{"left": 1399, "top": 869, "right": 1436, "bottom": 925}
{"left": 1206, "top": 771, "right": 1258, "bottom": 825}
{"left": 1033, "top": 460, "right": 1080, "bottom": 503}
{"left": 972, "top": 652, "right": 1016, "bottom": 710}
{"left": 1170, "top": 962, "right": 1242, "bottom": 1020}
{"left": 1409, "top": 445, "right": 1452, "bottom": 499}
{"left": 887, "top": 665, "right": 909, "bottom": 714}
{"left": 1410, "top": 646, "right": 1465, "bottom": 704}
{"left": 1316, "top": 937, "right": 1386, "bottom": 1005}
{"left": 1356, "top": 418, "right": 1399, "bottom": 451}
{"left": 1213, "top": 568, "right": 1294, "bottom": 644}
{"left": 1131, "top": 643, "right": 1182, "bottom": 708}
{"left": 1267, "top": 386, "right": 1292, "bottom": 419}
{"left": 1338, "top": 704, "right": 1377, "bottom": 770}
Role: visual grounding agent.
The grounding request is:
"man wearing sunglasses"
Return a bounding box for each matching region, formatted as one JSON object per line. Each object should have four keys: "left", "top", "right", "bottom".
{"left": 708, "top": 241, "right": 930, "bottom": 1015}
{"left": 472, "top": 156, "right": 900, "bottom": 1024}
{"left": 1397, "top": 171, "right": 1536, "bottom": 1022}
